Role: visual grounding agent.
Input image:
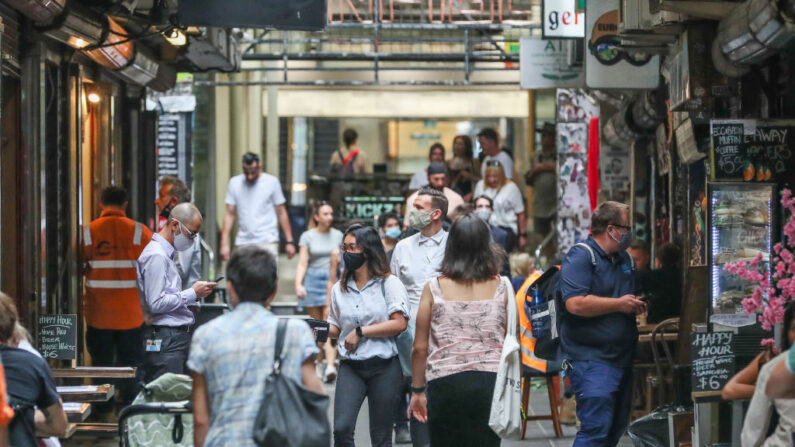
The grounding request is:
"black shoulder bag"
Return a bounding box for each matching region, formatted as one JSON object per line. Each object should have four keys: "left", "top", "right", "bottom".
{"left": 252, "top": 319, "right": 331, "bottom": 447}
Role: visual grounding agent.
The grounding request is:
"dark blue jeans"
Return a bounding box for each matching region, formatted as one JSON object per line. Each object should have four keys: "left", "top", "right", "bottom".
{"left": 568, "top": 360, "right": 633, "bottom": 447}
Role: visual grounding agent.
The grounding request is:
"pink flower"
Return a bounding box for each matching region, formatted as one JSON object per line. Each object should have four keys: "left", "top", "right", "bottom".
{"left": 774, "top": 243, "right": 783, "bottom": 255}
{"left": 750, "top": 252, "right": 763, "bottom": 267}
{"left": 761, "top": 338, "right": 776, "bottom": 347}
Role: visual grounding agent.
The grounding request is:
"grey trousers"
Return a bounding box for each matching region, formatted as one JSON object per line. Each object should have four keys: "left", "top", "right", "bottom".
{"left": 334, "top": 356, "right": 402, "bottom": 447}
{"left": 141, "top": 325, "right": 191, "bottom": 384}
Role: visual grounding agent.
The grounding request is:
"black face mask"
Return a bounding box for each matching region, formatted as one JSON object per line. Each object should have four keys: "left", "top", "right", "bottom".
{"left": 159, "top": 204, "right": 172, "bottom": 219}
{"left": 343, "top": 252, "right": 366, "bottom": 271}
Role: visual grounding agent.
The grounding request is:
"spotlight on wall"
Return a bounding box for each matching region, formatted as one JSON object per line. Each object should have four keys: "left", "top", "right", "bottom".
{"left": 87, "top": 92, "right": 101, "bottom": 103}
{"left": 164, "top": 28, "right": 187, "bottom": 46}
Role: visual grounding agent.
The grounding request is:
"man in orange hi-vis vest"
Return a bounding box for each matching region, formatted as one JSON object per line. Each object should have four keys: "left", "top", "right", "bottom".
{"left": 82, "top": 187, "right": 152, "bottom": 386}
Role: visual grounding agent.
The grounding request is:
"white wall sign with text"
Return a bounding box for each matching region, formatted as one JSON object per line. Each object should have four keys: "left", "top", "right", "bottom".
{"left": 519, "top": 38, "right": 584, "bottom": 89}
{"left": 543, "top": 0, "right": 585, "bottom": 38}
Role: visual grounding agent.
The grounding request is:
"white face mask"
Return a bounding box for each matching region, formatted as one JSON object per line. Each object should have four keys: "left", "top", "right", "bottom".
{"left": 173, "top": 221, "right": 194, "bottom": 252}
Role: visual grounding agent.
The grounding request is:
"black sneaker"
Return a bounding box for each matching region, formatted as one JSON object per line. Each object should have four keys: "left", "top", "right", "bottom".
{"left": 394, "top": 426, "right": 411, "bottom": 444}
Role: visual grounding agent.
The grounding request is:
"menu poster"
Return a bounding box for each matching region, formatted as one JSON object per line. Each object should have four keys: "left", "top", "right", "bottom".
{"left": 691, "top": 331, "right": 735, "bottom": 393}
{"left": 710, "top": 119, "right": 795, "bottom": 182}
{"left": 156, "top": 112, "right": 192, "bottom": 187}
{"left": 38, "top": 314, "right": 78, "bottom": 360}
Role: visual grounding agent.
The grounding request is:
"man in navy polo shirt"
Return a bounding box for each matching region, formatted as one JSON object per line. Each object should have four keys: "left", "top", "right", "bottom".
{"left": 559, "top": 201, "right": 647, "bottom": 446}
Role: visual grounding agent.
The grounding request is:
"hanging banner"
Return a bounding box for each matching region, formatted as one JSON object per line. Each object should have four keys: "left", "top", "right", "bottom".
{"left": 519, "top": 38, "right": 584, "bottom": 89}
{"left": 585, "top": 0, "right": 660, "bottom": 88}
{"left": 542, "top": 0, "right": 585, "bottom": 38}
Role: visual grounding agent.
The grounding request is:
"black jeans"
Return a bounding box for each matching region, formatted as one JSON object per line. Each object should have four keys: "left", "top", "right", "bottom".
{"left": 334, "top": 356, "right": 402, "bottom": 447}
{"left": 426, "top": 371, "right": 500, "bottom": 447}
{"left": 141, "top": 325, "right": 191, "bottom": 384}
{"left": 393, "top": 375, "right": 410, "bottom": 430}
{"left": 85, "top": 325, "right": 144, "bottom": 403}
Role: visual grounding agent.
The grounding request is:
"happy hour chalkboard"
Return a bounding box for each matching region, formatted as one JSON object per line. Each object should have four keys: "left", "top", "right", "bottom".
{"left": 691, "top": 331, "right": 735, "bottom": 392}
{"left": 38, "top": 314, "right": 78, "bottom": 360}
{"left": 711, "top": 120, "right": 794, "bottom": 182}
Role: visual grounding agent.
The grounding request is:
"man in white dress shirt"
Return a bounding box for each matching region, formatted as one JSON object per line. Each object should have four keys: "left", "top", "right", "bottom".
{"left": 390, "top": 187, "right": 449, "bottom": 447}
{"left": 137, "top": 203, "right": 216, "bottom": 383}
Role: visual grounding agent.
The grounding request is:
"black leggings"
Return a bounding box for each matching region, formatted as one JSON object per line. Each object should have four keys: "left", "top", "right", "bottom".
{"left": 426, "top": 371, "right": 500, "bottom": 447}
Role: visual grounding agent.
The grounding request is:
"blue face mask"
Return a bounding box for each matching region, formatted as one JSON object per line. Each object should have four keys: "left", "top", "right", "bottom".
{"left": 384, "top": 227, "right": 401, "bottom": 239}
{"left": 610, "top": 227, "right": 633, "bottom": 251}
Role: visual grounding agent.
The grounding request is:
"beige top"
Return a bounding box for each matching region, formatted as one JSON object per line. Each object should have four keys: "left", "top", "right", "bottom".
{"left": 329, "top": 147, "right": 373, "bottom": 173}
{"left": 741, "top": 352, "right": 795, "bottom": 447}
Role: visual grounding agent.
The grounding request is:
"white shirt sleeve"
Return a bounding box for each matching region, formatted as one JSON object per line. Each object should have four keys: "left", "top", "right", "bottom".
{"left": 327, "top": 285, "right": 341, "bottom": 330}
{"left": 409, "top": 170, "right": 426, "bottom": 190}
{"left": 271, "top": 177, "right": 287, "bottom": 206}
{"left": 505, "top": 182, "right": 525, "bottom": 214}
{"left": 500, "top": 152, "right": 514, "bottom": 179}
{"left": 224, "top": 178, "right": 237, "bottom": 206}
{"left": 473, "top": 180, "right": 484, "bottom": 198}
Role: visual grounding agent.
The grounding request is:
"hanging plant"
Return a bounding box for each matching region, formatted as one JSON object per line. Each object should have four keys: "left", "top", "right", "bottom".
{"left": 723, "top": 189, "right": 795, "bottom": 337}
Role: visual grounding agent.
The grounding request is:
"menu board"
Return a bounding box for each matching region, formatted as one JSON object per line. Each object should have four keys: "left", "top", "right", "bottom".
{"left": 38, "top": 314, "right": 78, "bottom": 359}
{"left": 156, "top": 112, "right": 192, "bottom": 187}
{"left": 691, "top": 331, "right": 735, "bottom": 393}
{"left": 711, "top": 120, "right": 794, "bottom": 181}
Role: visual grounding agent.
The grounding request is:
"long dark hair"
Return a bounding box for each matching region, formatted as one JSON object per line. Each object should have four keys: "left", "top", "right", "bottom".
{"left": 340, "top": 224, "right": 391, "bottom": 293}
{"left": 453, "top": 135, "right": 473, "bottom": 160}
{"left": 439, "top": 214, "right": 505, "bottom": 281}
{"left": 783, "top": 301, "right": 795, "bottom": 351}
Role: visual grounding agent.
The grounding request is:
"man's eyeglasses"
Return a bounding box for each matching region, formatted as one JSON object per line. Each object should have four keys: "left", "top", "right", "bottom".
{"left": 610, "top": 223, "right": 631, "bottom": 231}
{"left": 175, "top": 219, "right": 198, "bottom": 240}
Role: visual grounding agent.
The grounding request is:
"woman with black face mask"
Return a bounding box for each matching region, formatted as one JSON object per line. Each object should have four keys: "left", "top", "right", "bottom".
{"left": 327, "top": 224, "right": 409, "bottom": 447}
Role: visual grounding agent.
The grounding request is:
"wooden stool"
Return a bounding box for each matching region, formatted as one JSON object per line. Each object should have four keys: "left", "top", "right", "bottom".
{"left": 521, "top": 368, "right": 563, "bottom": 439}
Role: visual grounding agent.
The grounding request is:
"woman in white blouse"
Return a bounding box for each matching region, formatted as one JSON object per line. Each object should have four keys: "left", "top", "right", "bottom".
{"left": 473, "top": 160, "right": 527, "bottom": 249}
{"left": 328, "top": 224, "right": 409, "bottom": 447}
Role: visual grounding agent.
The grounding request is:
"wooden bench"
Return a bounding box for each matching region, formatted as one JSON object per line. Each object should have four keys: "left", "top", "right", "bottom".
{"left": 63, "top": 402, "right": 92, "bottom": 423}
{"left": 72, "top": 422, "right": 118, "bottom": 437}
{"left": 52, "top": 366, "right": 136, "bottom": 379}
{"left": 37, "top": 422, "right": 77, "bottom": 439}
{"left": 56, "top": 384, "right": 114, "bottom": 402}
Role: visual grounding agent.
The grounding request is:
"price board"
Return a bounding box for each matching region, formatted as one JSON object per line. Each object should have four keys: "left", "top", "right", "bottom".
{"left": 691, "top": 331, "right": 735, "bottom": 393}
{"left": 710, "top": 119, "right": 795, "bottom": 182}
{"left": 38, "top": 314, "right": 78, "bottom": 360}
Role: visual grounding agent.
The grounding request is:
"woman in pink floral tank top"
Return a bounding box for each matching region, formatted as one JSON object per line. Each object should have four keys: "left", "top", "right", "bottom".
{"left": 408, "top": 214, "right": 509, "bottom": 447}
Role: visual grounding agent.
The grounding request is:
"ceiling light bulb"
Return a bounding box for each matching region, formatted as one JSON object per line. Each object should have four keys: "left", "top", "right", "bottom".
{"left": 164, "top": 29, "right": 187, "bottom": 47}
{"left": 87, "top": 92, "right": 101, "bottom": 103}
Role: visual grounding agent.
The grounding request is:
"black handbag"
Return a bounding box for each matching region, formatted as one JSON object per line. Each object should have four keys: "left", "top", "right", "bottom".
{"left": 252, "top": 319, "right": 331, "bottom": 447}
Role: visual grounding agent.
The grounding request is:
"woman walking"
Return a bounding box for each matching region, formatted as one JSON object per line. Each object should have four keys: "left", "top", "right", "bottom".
{"left": 296, "top": 201, "right": 344, "bottom": 382}
{"left": 474, "top": 160, "right": 527, "bottom": 250}
{"left": 408, "top": 214, "right": 510, "bottom": 447}
{"left": 328, "top": 224, "right": 409, "bottom": 447}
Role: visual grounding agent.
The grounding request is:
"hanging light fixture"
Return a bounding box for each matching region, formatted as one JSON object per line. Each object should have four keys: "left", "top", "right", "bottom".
{"left": 164, "top": 28, "right": 187, "bottom": 46}
{"left": 87, "top": 92, "right": 101, "bottom": 103}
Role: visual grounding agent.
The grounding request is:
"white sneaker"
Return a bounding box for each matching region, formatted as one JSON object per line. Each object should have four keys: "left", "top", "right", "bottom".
{"left": 324, "top": 365, "right": 337, "bottom": 383}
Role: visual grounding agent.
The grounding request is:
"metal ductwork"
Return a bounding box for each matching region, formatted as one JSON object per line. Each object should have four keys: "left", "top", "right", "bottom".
{"left": 604, "top": 93, "right": 665, "bottom": 148}
{"left": 147, "top": 62, "right": 177, "bottom": 92}
{"left": 2, "top": 0, "right": 63, "bottom": 23}
{"left": 712, "top": 0, "right": 795, "bottom": 77}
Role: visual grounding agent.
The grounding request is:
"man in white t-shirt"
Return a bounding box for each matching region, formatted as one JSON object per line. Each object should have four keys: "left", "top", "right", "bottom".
{"left": 478, "top": 128, "right": 514, "bottom": 179}
{"left": 220, "top": 153, "right": 296, "bottom": 262}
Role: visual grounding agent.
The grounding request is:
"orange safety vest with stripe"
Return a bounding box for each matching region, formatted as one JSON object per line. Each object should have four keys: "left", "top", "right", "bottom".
{"left": 82, "top": 209, "right": 152, "bottom": 330}
{"left": 515, "top": 271, "right": 546, "bottom": 373}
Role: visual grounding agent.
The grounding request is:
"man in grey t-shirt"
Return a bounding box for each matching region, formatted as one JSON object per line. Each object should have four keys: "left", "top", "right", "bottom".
{"left": 525, "top": 122, "right": 558, "bottom": 236}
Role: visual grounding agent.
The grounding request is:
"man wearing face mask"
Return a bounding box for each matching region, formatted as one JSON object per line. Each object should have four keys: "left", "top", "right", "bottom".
{"left": 155, "top": 176, "right": 202, "bottom": 290}
{"left": 559, "top": 201, "right": 645, "bottom": 447}
{"left": 403, "top": 162, "right": 463, "bottom": 228}
{"left": 390, "top": 187, "right": 449, "bottom": 447}
{"left": 137, "top": 203, "right": 217, "bottom": 383}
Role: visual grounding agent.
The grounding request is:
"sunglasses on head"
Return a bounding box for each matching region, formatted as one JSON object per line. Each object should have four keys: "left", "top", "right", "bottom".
{"left": 485, "top": 160, "right": 503, "bottom": 168}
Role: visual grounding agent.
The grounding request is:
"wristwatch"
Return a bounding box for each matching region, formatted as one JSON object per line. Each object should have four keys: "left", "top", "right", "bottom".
{"left": 355, "top": 326, "right": 363, "bottom": 337}
{"left": 410, "top": 385, "right": 426, "bottom": 394}
{"left": 286, "top": 241, "right": 296, "bottom": 246}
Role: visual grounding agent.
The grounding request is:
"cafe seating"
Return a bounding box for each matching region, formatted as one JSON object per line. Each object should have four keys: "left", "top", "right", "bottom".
{"left": 649, "top": 318, "right": 681, "bottom": 405}
{"left": 520, "top": 366, "right": 563, "bottom": 439}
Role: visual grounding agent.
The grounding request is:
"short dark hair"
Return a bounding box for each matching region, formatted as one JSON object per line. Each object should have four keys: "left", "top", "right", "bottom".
{"left": 629, "top": 239, "right": 650, "bottom": 253}
{"left": 227, "top": 245, "right": 278, "bottom": 303}
{"left": 160, "top": 176, "right": 191, "bottom": 203}
{"left": 242, "top": 152, "right": 260, "bottom": 165}
{"left": 440, "top": 214, "right": 505, "bottom": 281}
{"left": 656, "top": 243, "right": 680, "bottom": 268}
{"left": 591, "top": 201, "right": 630, "bottom": 235}
{"left": 342, "top": 128, "right": 358, "bottom": 147}
{"left": 100, "top": 186, "right": 128, "bottom": 207}
{"left": 0, "top": 292, "right": 18, "bottom": 343}
{"left": 340, "top": 224, "right": 391, "bottom": 293}
{"left": 428, "top": 143, "right": 446, "bottom": 160}
{"left": 477, "top": 128, "right": 498, "bottom": 142}
{"left": 378, "top": 212, "right": 400, "bottom": 228}
{"left": 474, "top": 195, "right": 494, "bottom": 210}
{"left": 416, "top": 187, "right": 449, "bottom": 217}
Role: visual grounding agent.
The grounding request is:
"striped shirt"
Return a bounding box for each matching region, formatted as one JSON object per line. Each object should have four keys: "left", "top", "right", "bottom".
{"left": 187, "top": 303, "right": 318, "bottom": 447}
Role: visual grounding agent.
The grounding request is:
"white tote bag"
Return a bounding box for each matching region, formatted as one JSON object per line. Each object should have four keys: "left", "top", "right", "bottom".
{"left": 488, "top": 276, "right": 523, "bottom": 439}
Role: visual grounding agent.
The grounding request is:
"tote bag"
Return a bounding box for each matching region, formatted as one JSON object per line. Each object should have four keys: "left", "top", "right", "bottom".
{"left": 488, "top": 276, "right": 523, "bottom": 439}
{"left": 252, "top": 319, "right": 330, "bottom": 447}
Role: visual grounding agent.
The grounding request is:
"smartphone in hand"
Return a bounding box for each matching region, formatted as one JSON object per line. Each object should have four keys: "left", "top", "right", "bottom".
{"left": 213, "top": 276, "right": 225, "bottom": 283}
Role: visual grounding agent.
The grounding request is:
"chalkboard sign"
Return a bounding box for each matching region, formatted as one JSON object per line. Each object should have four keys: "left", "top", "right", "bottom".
{"left": 711, "top": 120, "right": 795, "bottom": 181}
{"left": 156, "top": 113, "right": 192, "bottom": 188}
{"left": 38, "top": 314, "right": 78, "bottom": 360}
{"left": 691, "top": 331, "right": 735, "bottom": 392}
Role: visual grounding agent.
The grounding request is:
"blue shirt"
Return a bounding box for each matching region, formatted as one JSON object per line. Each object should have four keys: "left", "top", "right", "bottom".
{"left": 328, "top": 275, "right": 409, "bottom": 361}
{"left": 137, "top": 234, "right": 198, "bottom": 326}
{"left": 559, "top": 236, "right": 638, "bottom": 367}
{"left": 787, "top": 346, "right": 795, "bottom": 374}
{"left": 187, "top": 303, "right": 318, "bottom": 447}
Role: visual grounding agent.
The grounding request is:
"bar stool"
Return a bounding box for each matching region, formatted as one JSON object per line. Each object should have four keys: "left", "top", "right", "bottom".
{"left": 520, "top": 366, "right": 563, "bottom": 439}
